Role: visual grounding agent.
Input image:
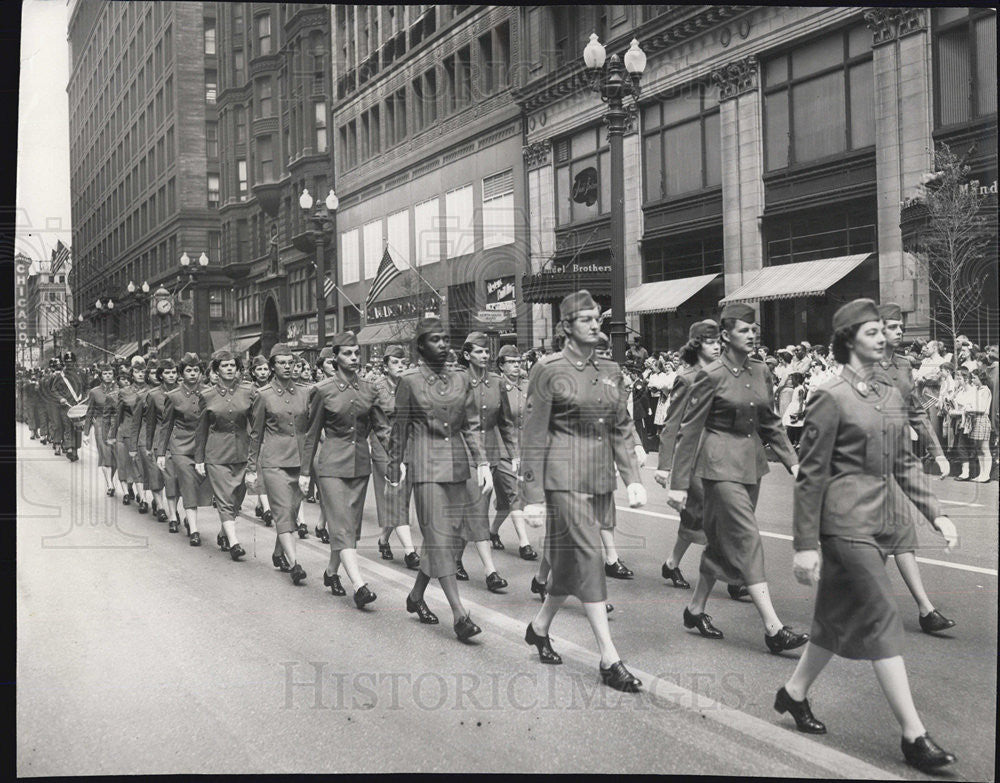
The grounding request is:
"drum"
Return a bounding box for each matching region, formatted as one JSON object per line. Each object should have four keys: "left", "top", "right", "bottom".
{"left": 67, "top": 401, "right": 88, "bottom": 426}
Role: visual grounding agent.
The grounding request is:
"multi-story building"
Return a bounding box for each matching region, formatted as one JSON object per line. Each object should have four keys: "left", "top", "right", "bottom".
{"left": 15, "top": 253, "right": 33, "bottom": 363}
{"left": 331, "top": 5, "right": 527, "bottom": 352}
{"left": 27, "top": 254, "right": 73, "bottom": 359}
{"left": 67, "top": 0, "right": 227, "bottom": 358}
{"left": 215, "top": 2, "right": 334, "bottom": 356}
{"left": 516, "top": 5, "right": 997, "bottom": 349}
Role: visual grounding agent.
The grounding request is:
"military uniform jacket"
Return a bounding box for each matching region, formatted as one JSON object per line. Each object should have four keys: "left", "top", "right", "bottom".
{"left": 498, "top": 376, "right": 527, "bottom": 462}
{"left": 115, "top": 383, "right": 149, "bottom": 449}
{"left": 133, "top": 385, "right": 158, "bottom": 448}
{"left": 520, "top": 344, "right": 640, "bottom": 504}
{"left": 247, "top": 380, "right": 310, "bottom": 469}
{"left": 879, "top": 350, "right": 943, "bottom": 458}
{"left": 302, "top": 371, "right": 391, "bottom": 479}
{"left": 194, "top": 381, "right": 256, "bottom": 465}
{"left": 657, "top": 364, "right": 699, "bottom": 471}
{"left": 143, "top": 385, "right": 175, "bottom": 452}
{"left": 369, "top": 374, "right": 401, "bottom": 465}
{"left": 670, "top": 352, "right": 796, "bottom": 491}
{"left": 464, "top": 369, "right": 518, "bottom": 466}
{"left": 793, "top": 364, "right": 941, "bottom": 551}
{"left": 387, "top": 364, "right": 485, "bottom": 484}
{"left": 155, "top": 384, "right": 204, "bottom": 457}
{"left": 84, "top": 383, "right": 115, "bottom": 437}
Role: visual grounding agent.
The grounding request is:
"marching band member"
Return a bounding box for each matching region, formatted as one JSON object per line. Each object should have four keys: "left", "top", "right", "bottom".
{"left": 778, "top": 298, "right": 957, "bottom": 772}
{"left": 83, "top": 363, "right": 118, "bottom": 494}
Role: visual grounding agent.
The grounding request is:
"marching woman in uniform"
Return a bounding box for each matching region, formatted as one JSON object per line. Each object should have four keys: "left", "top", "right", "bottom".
{"left": 245, "top": 344, "right": 311, "bottom": 585}
{"left": 106, "top": 365, "right": 137, "bottom": 504}
{"left": 133, "top": 360, "right": 168, "bottom": 523}
{"left": 371, "top": 345, "right": 420, "bottom": 569}
{"left": 155, "top": 353, "right": 214, "bottom": 543}
{"left": 488, "top": 345, "right": 537, "bottom": 559}
{"left": 82, "top": 363, "right": 119, "bottom": 496}
{"left": 309, "top": 347, "right": 338, "bottom": 544}
{"left": 115, "top": 357, "right": 152, "bottom": 513}
{"left": 456, "top": 332, "right": 511, "bottom": 592}
{"left": 667, "top": 302, "right": 808, "bottom": 653}
{"left": 145, "top": 360, "right": 182, "bottom": 531}
{"left": 194, "top": 351, "right": 254, "bottom": 562}
{"left": 520, "top": 291, "right": 647, "bottom": 690}
{"left": 386, "top": 316, "right": 492, "bottom": 640}
{"left": 301, "top": 332, "right": 391, "bottom": 607}
{"left": 248, "top": 355, "right": 275, "bottom": 527}
{"left": 776, "top": 299, "right": 958, "bottom": 772}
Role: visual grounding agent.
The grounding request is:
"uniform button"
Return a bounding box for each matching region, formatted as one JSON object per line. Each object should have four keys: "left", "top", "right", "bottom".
{"left": 444, "top": 437, "right": 449, "bottom": 441}
{"left": 749, "top": 403, "right": 754, "bottom": 406}
{"left": 745, "top": 383, "right": 750, "bottom": 388}
{"left": 747, "top": 434, "right": 751, "bottom": 438}
{"left": 598, "top": 418, "right": 604, "bottom": 423}
{"left": 875, "top": 405, "right": 881, "bottom": 411}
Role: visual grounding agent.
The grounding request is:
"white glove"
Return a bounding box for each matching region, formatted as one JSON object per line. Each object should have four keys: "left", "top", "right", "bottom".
{"left": 653, "top": 469, "right": 670, "bottom": 488}
{"left": 933, "top": 516, "right": 958, "bottom": 552}
{"left": 386, "top": 462, "right": 406, "bottom": 489}
{"left": 791, "top": 464, "right": 800, "bottom": 479}
{"left": 245, "top": 470, "right": 258, "bottom": 489}
{"left": 626, "top": 482, "right": 647, "bottom": 508}
{"left": 523, "top": 503, "right": 546, "bottom": 528}
{"left": 129, "top": 451, "right": 138, "bottom": 459}
{"left": 667, "top": 489, "right": 687, "bottom": 512}
{"left": 634, "top": 444, "right": 647, "bottom": 467}
{"left": 194, "top": 462, "right": 206, "bottom": 477}
{"left": 511, "top": 457, "right": 520, "bottom": 473}
{"left": 298, "top": 475, "right": 312, "bottom": 496}
{"left": 156, "top": 456, "right": 166, "bottom": 470}
{"left": 478, "top": 464, "right": 493, "bottom": 496}
{"left": 82, "top": 434, "right": 90, "bottom": 446}
{"left": 935, "top": 455, "right": 950, "bottom": 477}
{"left": 792, "top": 549, "right": 821, "bottom": 586}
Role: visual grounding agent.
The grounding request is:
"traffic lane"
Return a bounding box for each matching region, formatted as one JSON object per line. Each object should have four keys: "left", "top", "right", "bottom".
{"left": 16, "top": 441, "right": 843, "bottom": 777}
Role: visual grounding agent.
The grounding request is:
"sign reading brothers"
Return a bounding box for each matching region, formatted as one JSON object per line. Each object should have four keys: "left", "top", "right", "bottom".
{"left": 572, "top": 167, "right": 599, "bottom": 206}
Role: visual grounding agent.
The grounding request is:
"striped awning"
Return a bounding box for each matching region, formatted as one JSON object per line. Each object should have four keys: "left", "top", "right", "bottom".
{"left": 356, "top": 318, "right": 418, "bottom": 345}
{"left": 626, "top": 273, "right": 721, "bottom": 315}
{"left": 720, "top": 254, "right": 873, "bottom": 304}
{"left": 156, "top": 330, "right": 182, "bottom": 351}
{"left": 113, "top": 341, "right": 139, "bottom": 359}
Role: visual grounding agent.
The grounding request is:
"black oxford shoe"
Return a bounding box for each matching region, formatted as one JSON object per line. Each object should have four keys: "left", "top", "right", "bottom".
{"left": 122, "top": 495, "right": 131, "bottom": 506}
{"left": 599, "top": 661, "right": 642, "bottom": 692}
{"left": 168, "top": 519, "right": 179, "bottom": 534}
{"left": 605, "top": 559, "right": 633, "bottom": 579}
{"left": 272, "top": 553, "right": 291, "bottom": 572}
{"left": 901, "top": 734, "right": 956, "bottom": 772}
{"left": 525, "top": 623, "right": 562, "bottom": 664}
{"left": 315, "top": 527, "right": 330, "bottom": 545}
{"left": 774, "top": 686, "right": 826, "bottom": 734}
{"left": 404, "top": 551, "right": 421, "bottom": 570}
{"left": 378, "top": 539, "right": 394, "bottom": 560}
{"left": 486, "top": 572, "right": 508, "bottom": 593}
{"left": 189, "top": 532, "right": 201, "bottom": 547}
{"left": 406, "top": 596, "right": 438, "bottom": 624}
{"left": 606, "top": 603, "right": 614, "bottom": 614}
{"left": 919, "top": 609, "right": 956, "bottom": 635}
{"left": 455, "top": 560, "right": 469, "bottom": 581}
{"left": 106, "top": 488, "right": 115, "bottom": 497}
{"left": 323, "top": 571, "right": 346, "bottom": 596}
{"left": 727, "top": 584, "right": 751, "bottom": 601}
{"left": 262, "top": 510, "right": 274, "bottom": 527}
{"left": 156, "top": 509, "right": 168, "bottom": 524}
{"left": 290, "top": 563, "right": 307, "bottom": 585}
{"left": 229, "top": 543, "right": 246, "bottom": 562}
{"left": 354, "top": 584, "right": 377, "bottom": 609}
{"left": 454, "top": 614, "right": 482, "bottom": 642}
{"left": 489, "top": 533, "right": 505, "bottom": 551}
{"left": 765, "top": 626, "right": 809, "bottom": 654}
{"left": 254, "top": 504, "right": 264, "bottom": 518}
{"left": 683, "top": 607, "right": 724, "bottom": 639}
{"left": 137, "top": 501, "right": 150, "bottom": 514}
{"left": 530, "top": 577, "right": 547, "bottom": 601}
{"left": 662, "top": 563, "right": 690, "bottom": 589}
{"left": 297, "top": 523, "right": 308, "bottom": 539}
{"left": 217, "top": 532, "right": 230, "bottom": 551}
{"left": 519, "top": 544, "right": 538, "bottom": 561}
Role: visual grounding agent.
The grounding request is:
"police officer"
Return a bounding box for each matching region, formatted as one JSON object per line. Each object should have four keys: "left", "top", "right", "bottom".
{"left": 371, "top": 345, "right": 420, "bottom": 569}
{"left": 668, "top": 302, "right": 808, "bottom": 653}
{"left": 246, "top": 343, "right": 311, "bottom": 585}
{"left": 145, "top": 360, "right": 182, "bottom": 529}
{"left": 777, "top": 298, "right": 957, "bottom": 773}
{"left": 520, "top": 290, "right": 647, "bottom": 691}
{"left": 386, "top": 316, "right": 492, "bottom": 641}
{"left": 876, "top": 303, "right": 956, "bottom": 635}
{"left": 83, "top": 363, "right": 118, "bottom": 495}
{"left": 301, "top": 332, "right": 391, "bottom": 607}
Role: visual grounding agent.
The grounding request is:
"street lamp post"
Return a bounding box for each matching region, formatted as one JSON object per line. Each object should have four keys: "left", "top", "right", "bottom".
{"left": 179, "top": 252, "right": 210, "bottom": 353}
{"left": 94, "top": 298, "right": 114, "bottom": 352}
{"left": 584, "top": 35, "right": 646, "bottom": 364}
{"left": 299, "top": 188, "right": 339, "bottom": 351}
{"left": 127, "top": 280, "right": 151, "bottom": 353}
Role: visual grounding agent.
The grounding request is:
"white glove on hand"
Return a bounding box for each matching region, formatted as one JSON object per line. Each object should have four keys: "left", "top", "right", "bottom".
{"left": 793, "top": 550, "right": 821, "bottom": 586}
{"left": 156, "top": 456, "right": 166, "bottom": 470}
{"left": 933, "top": 516, "right": 958, "bottom": 552}
{"left": 523, "top": 503, "right": 546, "bottom": 528}
{"left": 511, "top": 457, "right": 520, "bottom": 473}
{"left": 478, "top": 464, "right": 493, "bottom": 496}
{"left": 129, "top": 451, "right": 138, "bottom": 460}
{"left": 667, "top": 489, "right": 687, "bottom": 512}
{"left": 634, "top": 444, "right": 647, "bottom": 467}
{"left": 194, "top": 462, "right": 206, "bottom": 477}
{"left": 653, "top": 469, "right": 670, "bottom": 488}
{"left": 244, "top": 470, "right": 258, "bottom": 489}
{"left": 791, "top": 464, "right": 800, "bottom": 479}
{"left": 386, "top": 462, "right": 407, "bottom": 489}
{"left": 935, "top": 456, "right": 950, "bottom": 477}
{"left": 298, "top": 475, "right": 312, "bottom": 496}
{"left": 626, "top": 482, "right": 647, "bottom": 508}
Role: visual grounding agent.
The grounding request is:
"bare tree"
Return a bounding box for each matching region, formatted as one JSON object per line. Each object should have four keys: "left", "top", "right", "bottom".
{"left": 904, "top": 142, "right": 995, "bottom": 352}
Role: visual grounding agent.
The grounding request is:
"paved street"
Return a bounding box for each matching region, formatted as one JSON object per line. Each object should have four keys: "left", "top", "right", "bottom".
{"left": 16, "top": 424, "right": 997, "bottom": 778}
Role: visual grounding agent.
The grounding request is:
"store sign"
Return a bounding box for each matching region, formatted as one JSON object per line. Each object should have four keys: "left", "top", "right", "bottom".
{"left": 572, "top": 167, "right": 599, "bottom": 206}
{"left": 960, "top": 178, "right": 998, "bottom": 197}
{"left": 367, "top": 292, "right": 440, "bottom": 323}
{"left": 485, "top": 276, "right": 516, "bottom": 313}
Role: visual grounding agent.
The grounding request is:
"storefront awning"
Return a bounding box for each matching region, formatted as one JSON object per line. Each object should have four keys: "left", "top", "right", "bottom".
{"left": 356, "top": 318, "right": 419, "bottom": 345}
{"left": 521, "top": 271, "right": 612, "bottom": 304}
{"left": 626, "top": 273, "right": 720, "bottom": 315}
{"left": 719, "top": 254, "right": 873, "bottom": 304}
{"left": 233, "top": 335, "right": 261, "bottom": 355}
{"left": 210, "top": 331, "right": 230, "bottom": 351}
{"left": 113, "top": 341, "right": 139, "bottom": 360}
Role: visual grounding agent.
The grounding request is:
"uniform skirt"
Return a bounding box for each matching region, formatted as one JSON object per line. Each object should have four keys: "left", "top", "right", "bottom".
{"left": 678, "top": 476, "right": 708, "bottom": 546}
{"left": 245, "top": 459, "right": 265, "bottom": 495}
{"left": 544, "top": 490, "right": 612, "bottom": 603}
{"left": 262, "top": 467, "right": 302, "bottom": 535}
{"left": 493, "top": 460, "right": 520, "bottom": 512}
{"left": 412, "top": 481, "right": 469, "bottom": 578}
{"left": 92, "top": 421, "right": 116, "bottom": 467}
{"left": 317, "top": 475, "right": 368, "bottom": 549}
{"left": 371, "top": 459, "right": 411, "bottom": 528}
{"left": 138, "top": 444, "right": 164, "bottom": 492}
{"left": 115, "top": 439, "right": 140, "bottom": 483}
{"left": 206, "top": 462, "right": 248, "bottom": 521}
{"left": 161, "top": 453, "right": 180, "bottom": 498}
{"left": 811, "top": 536, "right": 903, "bottom": 660}
{"left": 171, "top": 453, "right": 214, "bottom": 509}
{"left": 699, "top": 480, "right": 765, "bottom": 586}
{"left": 461, "top": 471, "right": 492, "bottom": 542}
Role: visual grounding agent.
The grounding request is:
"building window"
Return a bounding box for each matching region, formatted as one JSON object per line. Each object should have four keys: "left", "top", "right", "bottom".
{"left": 554, "top": 126, "right": 611, "bottom": 225}
{"left": 235, "top": 108, "right": 246, "bottom": 143}
{"left": 387, "top": 209, "right": 411, "bottom": 267}
{"left": 933, "top": 8, "right": 997, "bottom": 127}
{"left": 363, "top": 219, "right": 383, "bottom": 279}
{"left": 206, "top": 121, "right": 218, "bottom": 157}
{"left": 234, "top": 49, "right": 245, "bottom": 83}
{"left": 256, "top": 13, "right": 271, "bottom": 56}
{"left": 208, "top": 174, "right": 220, "bottom": 207}
{"left": 257, "top": 78, "right": 272, "bottom": 117}
{"left": 314, "top": 101, "right": 327, "bottom": 152}
{"left": 205, "top": 70, "right": 217, "bottom": 105}
{"left": 482, "top": 169, "right": 515, "bottom": 249}
{"left": 445, "top": 184, "right": 475, "bottom": 258}
{"left": 237, "top": 159, "right": 248, "bottom": 200}
{"left": 763, "top": 24, "right": 874, "bottom": 171}
{"left": 204, "top": 18, "right": 216, "bottom": 55}
{"left": 257, "top": 136, "right": 274, "bottom": 182}
{"left": 642, "top": 82, "right": 721, "bottom": 202}
{"left": 765, "top": 201, "right": 877, "bottom": 266}
{"left": 209, "top": 287, "right": 225, "bottom": 318}
{"left": 340, "top": 228, "right": 360, "bottom": 284}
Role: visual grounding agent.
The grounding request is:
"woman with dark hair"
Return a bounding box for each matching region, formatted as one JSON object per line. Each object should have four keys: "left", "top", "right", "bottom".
{"left": 951, "top": 367, "right": 993, "bottom": 481}
{"left": 194, "top": 350, "right": 254, "bottom": 561}
{"left": 133, "top": 359, "right": 168, "bottom": 521}
{"left": 654, "top": 320, "right": 720, "bottom": 591}
{"left": 144, "top": 359, "right": 182, "bottom": 528}
{"left": 443, "top": 349, "right": 459, "bottom": 372}
{"left": 371, "top": 344, "right": 420, "bottom": 568}
{"left": 114, "top": 357, "right": 153, "bottom": 514}
{"left": 668, "top": 303, "right": 807, "bottom": 652}
{"left": 248, "top": 355, "right": 275, "bottom": 527}
{"left": 780, "top": 372, "right": 808, "bottom": 448}
{"left": 777, "top": 298, "right": 957, "bottom": 773}
{"left": 106, "top": 365, "right": 136, "bottom": 504}
{"left": 82, "top": 364, "right": 118, "bottom": 496}
{"left": 156, "top": 353, "right": 215, "bottom": 543}
{"left": 301, "top": 333, "right": 391, "bottom": 607}
{"left": 309, "top": 347, "right": 338, "bottom": 544}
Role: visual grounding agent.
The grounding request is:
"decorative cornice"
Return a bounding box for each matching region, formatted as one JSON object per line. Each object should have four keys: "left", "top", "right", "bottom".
{"left": 522, "top": 139, "right": 551, "bottom": 170}
{"left": 710, "top": 55, "right": 759, "bottom": 101}
{"left": 863, "top": 7, "right": 928, "bottom": 46}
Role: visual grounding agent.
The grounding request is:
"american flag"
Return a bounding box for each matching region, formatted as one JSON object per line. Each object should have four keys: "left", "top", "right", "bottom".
{"left": 365, "top": 247, "right": 404, "bottom": 307}
{"left": 323, "top": 274, "right": 335, "bottom": 299}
